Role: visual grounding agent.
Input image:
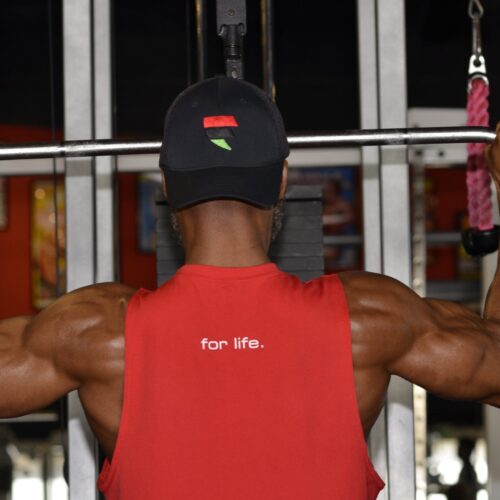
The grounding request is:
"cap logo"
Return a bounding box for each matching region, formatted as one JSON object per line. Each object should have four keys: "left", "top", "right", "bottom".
{"left": 203, "top": 115, "right": 239, "bottom": 151}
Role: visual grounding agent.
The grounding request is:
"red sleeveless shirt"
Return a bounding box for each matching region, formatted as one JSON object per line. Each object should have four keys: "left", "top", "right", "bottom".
{"left": 98, "top": 263, "right": 384, "bottom": 499}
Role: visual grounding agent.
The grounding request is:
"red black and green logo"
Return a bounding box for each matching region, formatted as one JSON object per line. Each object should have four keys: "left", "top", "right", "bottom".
{"left": 203, "top": 115, "right": 239, "bottom": 151}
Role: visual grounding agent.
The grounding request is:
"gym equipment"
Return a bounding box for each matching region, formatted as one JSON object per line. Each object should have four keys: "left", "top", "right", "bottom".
{"left": 217, "top": 0, "right": 246, "bottom": 79}
{"left": 2, "top": 0, "right": 500, "bottom": 499}
{"left": 462, "top": 0, "right": 500, "bottom": 256}
{"left": 0, "top": 126, "right": 495, "bottom": 160}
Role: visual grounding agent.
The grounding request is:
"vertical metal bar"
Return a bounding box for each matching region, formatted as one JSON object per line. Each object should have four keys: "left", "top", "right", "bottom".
{"left": 377, "top": 1, "right": 416, "bottom": 499}
{"left": 486, "top": 406, "right": 500, "bottom": 498}
{"left": 195, "top": 0, "right": 208, "bottom": 81}
{"left": 356, "top": 1, "right": 388, "bottom": 496}
{"left": 356, "top": 0, "right": 382, "bottom": 305}
{"left": 64, "top": 1, "right": 98, "bottom": 498}
{"left": 410, "top": 167, "right": 426, "bottom": 297}
{"left": 260, "top": 0, "right": 275, "bottom": 100}
{"left": 93, "top": 0, "right": 115, "bottom": 283}
{"left": 411, "top": 159, "right": 427, "bottom": 500}
{"left": 186, "top": 0, "right": 194, "bottom": 86}
{"left": 482, "top": 184, "right": 500, "bottom": 500}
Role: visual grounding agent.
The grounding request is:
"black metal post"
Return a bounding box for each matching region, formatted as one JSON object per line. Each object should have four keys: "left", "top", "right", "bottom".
{"left": 260, "top": 0, "right": 275, "bottom": 99}
{"left": 195, "top": 0, "right": 208, "bottom": 81}
{"left": 216, "top": 0, "right": 247, "bottom": 79}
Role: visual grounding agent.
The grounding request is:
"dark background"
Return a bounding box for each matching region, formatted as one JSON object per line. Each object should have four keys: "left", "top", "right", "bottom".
{"left": 1, "top": 0, "right": 500, "bottom": 137}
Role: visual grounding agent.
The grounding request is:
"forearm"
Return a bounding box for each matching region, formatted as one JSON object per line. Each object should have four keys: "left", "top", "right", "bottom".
{"left": 482, "top": 188, "right": 500, "bottom": 405}
{"left": 483, "top": 195, "right": 500, "bottom": 323}
{"left": 484, "top": 174, "right": 500, "bottom": 320}
{"left": 482, "top": 243, "right": 500, "bottom": 404}
{"left": 484, "top": 276, "right": 500, "bottom": 322}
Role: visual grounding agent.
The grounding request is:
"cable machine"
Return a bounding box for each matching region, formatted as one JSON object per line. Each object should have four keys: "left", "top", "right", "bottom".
{"left": 1, "top": 1, "right": 499, "bottom": 499}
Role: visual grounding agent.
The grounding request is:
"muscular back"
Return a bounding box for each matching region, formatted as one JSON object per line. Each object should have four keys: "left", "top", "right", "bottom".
{"left": 2, "top": 272, "right": 500, "bottom": 460}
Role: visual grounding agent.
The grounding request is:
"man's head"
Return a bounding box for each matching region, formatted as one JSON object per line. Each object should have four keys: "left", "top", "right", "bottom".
{"left": 159, "top": 76, "right": 289, "bottom": 252}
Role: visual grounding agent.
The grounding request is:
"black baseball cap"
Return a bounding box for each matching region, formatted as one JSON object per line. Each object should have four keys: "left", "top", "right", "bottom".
{"left": 159, "top": 76, "right": 289, "bottom": 210}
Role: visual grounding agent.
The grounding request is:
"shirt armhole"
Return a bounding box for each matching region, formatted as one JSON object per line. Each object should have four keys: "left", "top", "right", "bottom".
{"left": 97, "top": 288, "right": 149, "bottom": 494}
{"left": 328, "top": 275, "right": 386, "bottom": 495}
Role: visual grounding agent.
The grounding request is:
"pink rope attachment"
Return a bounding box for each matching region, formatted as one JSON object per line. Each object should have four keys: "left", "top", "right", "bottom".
{"left": 466, "top": 78, "right": 493, "bottom": 230}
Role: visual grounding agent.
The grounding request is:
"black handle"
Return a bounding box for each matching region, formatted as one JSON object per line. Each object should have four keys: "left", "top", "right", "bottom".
{"left": 462, "top": 225, "right": 500, "bottom": 256}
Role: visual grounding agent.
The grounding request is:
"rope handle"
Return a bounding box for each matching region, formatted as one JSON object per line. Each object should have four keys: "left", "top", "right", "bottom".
{"left": 462, "top": 2, "right": 498, "bottom": 256}
{"left": 463, "top": 79, "right": 496, "bottom": 257}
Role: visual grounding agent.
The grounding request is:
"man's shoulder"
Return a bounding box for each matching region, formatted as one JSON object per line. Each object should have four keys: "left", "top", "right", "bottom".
{"left": 56, "top": 282, "right": 135, "bottom": 335}
{"left": 336, "top": 270, "right": 416, "bottom": 321}
{"left": 20, "top": 283, "right": 136, "bottom": 383}
{"left": 67, "top": 282, "right": 137, "bottom": 304}
{"left": 337, "top": 270, "right": 404, "bottom": 294}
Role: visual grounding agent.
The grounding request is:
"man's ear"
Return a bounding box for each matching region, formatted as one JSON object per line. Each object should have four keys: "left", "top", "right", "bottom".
{"left": 161, "top": 170, "right": 168, "bottom": 199}
{"left": 279, "top": 160, "right": 288, "bottom": 199}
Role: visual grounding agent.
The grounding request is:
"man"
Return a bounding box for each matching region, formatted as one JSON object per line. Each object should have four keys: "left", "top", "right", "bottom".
{"left": 1, "top": 76, "right": 500, "bottom": 499}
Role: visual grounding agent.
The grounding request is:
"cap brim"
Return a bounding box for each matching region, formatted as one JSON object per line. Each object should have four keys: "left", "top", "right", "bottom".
{"left": 163, "top": 163, "right": 284, "bottom": 210}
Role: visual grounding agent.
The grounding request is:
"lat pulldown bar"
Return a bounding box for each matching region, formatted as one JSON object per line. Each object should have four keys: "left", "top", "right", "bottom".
{"left": 0, "top": 127, "right": 495, "bottom": 161}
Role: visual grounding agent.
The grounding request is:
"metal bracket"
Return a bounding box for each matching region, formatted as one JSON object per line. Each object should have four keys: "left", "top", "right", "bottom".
{"left": 467, "top": 14, "right": 488, "bottom": 91}
{"left": 216, "top": 0, "right": 247, "bottom": 79}
{"left": 468, "top": 55, "right": 489, "bottom": 92}
{"left": 468, "top": 53, "right": 487, "bottom": 76}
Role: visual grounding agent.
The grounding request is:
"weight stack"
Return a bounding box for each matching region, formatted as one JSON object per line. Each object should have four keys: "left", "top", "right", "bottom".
{"left": 156, "top": 185, "right": 324, "bottom": 285}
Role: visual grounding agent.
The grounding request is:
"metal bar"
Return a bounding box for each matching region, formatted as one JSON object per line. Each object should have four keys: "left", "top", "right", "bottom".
{"left": 64, "top": 1, "right": 99, "bottom": 499}
{"left": 412, "top": 161, "right": 426, "bottom": 297}
{"left": 195, "top": 0, "right": 207, "bottom": 81}
{"left": 260, "top": 0, "right": 275, "bottom": 99}
{"left": 357, "top": 0, "right": 383, "bottom": 274}
{"left": 486, "top": 406, "right": 500, "bottom": 498}
{"left": 411, "top": 159, "right": 428, "bottom": 500}
{"left": 377, "top": 1, "right": 415, "bottom": 499}
{"left": 357, "top": 0, "right": 387, "bottom": 494}
{"left": 324, "top": 235, "right": 363, "bottom": 246}
{"left": 322, "top": 232, "right": 465, "bottom": 247}
{"left": 426, "top": 231, "right": 463, "bottom": 244}
{"left": 186, "top": 0, "right": 194, "bottom": 85}
{"left": 93, "top": 0, "right": 115, "bottom": 284}
{"left": 0, "top": 127, "right": 494, "bottom": 161}
{"left": 0, "top": 149, "right": 362, "bottom": 176}
{"left": 0, "top": 413, "right": 59, "bottom": 423}
{"left": 288, "top": 127, "right": 495, "bottom": 147}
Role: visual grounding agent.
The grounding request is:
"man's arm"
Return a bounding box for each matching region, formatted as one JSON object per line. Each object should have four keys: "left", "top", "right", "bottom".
{"left": 340, "top": 125, "right": 500, "bottom": 410}
{"left": 0, "top": 283, "right": 135, "bottom": 418}
{"left": 340, "top": 271, "right": 500, "bottom": 408}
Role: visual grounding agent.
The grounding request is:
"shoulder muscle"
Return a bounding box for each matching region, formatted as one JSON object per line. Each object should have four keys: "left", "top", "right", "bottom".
{"left": 338, "top": 271, "right": 423, "bottom": 369}
{"left": 25, "top": 283, "right": 136, "bottom": 384}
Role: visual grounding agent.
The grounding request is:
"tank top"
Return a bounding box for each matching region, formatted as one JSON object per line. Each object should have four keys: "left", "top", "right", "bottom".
{"left": 98, "top": 263, "right": 384, "bottom": 499}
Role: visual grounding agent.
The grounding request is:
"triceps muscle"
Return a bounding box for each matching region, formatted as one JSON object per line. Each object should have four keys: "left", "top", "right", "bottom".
{"left": 390, "top": 299, "right": 500, "bottom": 404}
{"left": 340, "top": 271, "right": 500, "bottom": 406}
{"left": 0, "top": 316, "right": 29, "bottom": 352}
{"left": 480, "top": 319, "right": 500, "bottom": 406}
{"left": 0, "top": 316, "right": 33, "bottom": 416}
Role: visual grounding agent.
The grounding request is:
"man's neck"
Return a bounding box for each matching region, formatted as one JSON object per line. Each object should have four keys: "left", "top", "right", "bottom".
{"left": 178, "top": 204, "right": 273, "bottom": 267}
{"left": 183, "top": 240, "right": 271, "bottom": 268}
